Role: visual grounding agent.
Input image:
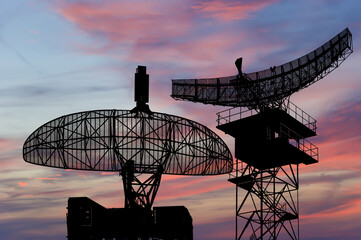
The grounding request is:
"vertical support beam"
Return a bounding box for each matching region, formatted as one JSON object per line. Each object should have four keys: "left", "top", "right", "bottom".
{"left": 122, "top": 160, "right": 136, "bottom": 208}
{"left": 260, "top": 170, "right": 264, "bottom": 239}
{"left": 273, "top": 167, "right": 276, "bottom": 240}
{"left": 235, "top": 159, "right": 238, "bottom": 240}
{"left": 297, "top": 164, "right": 300, "bottom": 240}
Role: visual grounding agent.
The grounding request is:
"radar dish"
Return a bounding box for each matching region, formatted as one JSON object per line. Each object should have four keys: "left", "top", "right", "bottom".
{"left": 23, "top": 109, "right": 232, "bottom": 175}
{"left": 171, "top": 28, "right": 353, "bottom": 109}
{"left": 23, "top": 65, "right": 233, "bottom": 210}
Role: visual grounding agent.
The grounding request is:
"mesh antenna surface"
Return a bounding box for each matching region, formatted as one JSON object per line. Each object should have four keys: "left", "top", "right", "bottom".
{"left": 23, "top": 66, "right": 233, "bottom": 209}
{"left": 171, "top": 28, "right": 352, "bottom": 109}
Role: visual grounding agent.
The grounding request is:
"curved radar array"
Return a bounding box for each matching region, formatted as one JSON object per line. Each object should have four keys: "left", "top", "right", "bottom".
{"left": 23, "top": 110, "right": 232, "bottom": 175}
{"left": 171, "top": 28, "right": 353, "bottom": 109}
{"left": 23, "top": 66, "right": 232, "bottom": 209}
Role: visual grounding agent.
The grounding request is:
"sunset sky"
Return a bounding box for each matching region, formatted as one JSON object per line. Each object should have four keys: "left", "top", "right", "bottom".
{"left": 0, "top": 0, "right": 360, "bottom": 239}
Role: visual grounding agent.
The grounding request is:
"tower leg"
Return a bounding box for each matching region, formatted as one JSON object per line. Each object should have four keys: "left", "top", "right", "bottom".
{"left": 234, "top": 162, "right": 299, "bottom": 240}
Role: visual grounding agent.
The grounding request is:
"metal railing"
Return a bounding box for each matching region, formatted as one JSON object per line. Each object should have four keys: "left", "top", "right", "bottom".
{"left": 281, "top": 101, "right": 317, "bottom": 133}
{"left": 279, "top": 123, "right": 319, "bottom": 161}
{"left": 216, "top": 107, "right": 259, "bottom": 125}
{"left": 216, "top": 101, "right": 317, "bottom": 134}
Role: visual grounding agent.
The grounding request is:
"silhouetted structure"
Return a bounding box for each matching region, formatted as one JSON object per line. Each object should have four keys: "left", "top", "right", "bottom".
{"left": 67, "top": 197, "right": 192, "bottom": 240}
{"left": 171, "top": 28, "right": 353, "bottom": 239}
{"left": 23, "top": 66, "right": 233, "bottom": 239}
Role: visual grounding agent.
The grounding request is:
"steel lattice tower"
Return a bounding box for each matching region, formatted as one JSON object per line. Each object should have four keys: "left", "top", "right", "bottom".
{"left": 217, "top": 104, "right": 318, "bottom": 239}
{"left": 171, "top": 28, "right": 353, "bottom": 239}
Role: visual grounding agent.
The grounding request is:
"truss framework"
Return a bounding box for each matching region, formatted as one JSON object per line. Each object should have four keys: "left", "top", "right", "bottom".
{"left": 232, "top": 163, "right": 300, "bottom": 240}
{"left": 221, "top": 103, "right": 318, "bottom": 240}
{"left": 23, "top": 109, "right": 233, "bottom": 209}
{"left": 121, "top": 160, "right": 163, "bottom": 209}
{"left": 23, "top": 110, "right": 232, "bottom": 176}
{"left": 171, "top": 28, "right": 353, "bottom": 109}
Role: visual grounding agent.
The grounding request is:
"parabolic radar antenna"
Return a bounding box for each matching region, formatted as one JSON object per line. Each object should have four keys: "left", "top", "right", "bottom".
{"left": 171, "top": 28, "right": 353, "bottom": 239}
{"left": 23, "top": 66, "right": 233, "bottom": 211}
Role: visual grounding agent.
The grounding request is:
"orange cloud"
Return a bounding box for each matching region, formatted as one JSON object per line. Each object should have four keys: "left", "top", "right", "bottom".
{"left": 18, "top": 182, "right": 28, "bottom": 187}
{"left": 101, "top": 172, "right": 116, "bottom": 175}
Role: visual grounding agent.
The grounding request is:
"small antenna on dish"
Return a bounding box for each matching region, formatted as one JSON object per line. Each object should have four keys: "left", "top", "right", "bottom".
{"left": 131, "top": 65, "right": 152, "bottom": 115}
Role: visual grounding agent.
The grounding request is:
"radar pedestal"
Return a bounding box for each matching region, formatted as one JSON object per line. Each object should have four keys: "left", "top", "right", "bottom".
{"left": 121, "top": 160, "right": 163, "bottom": 209}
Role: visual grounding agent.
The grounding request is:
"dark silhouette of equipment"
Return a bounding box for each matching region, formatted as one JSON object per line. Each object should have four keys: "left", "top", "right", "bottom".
{"left": 171, "top": 28, "right": 353, "bottom": 239}
{"left": 23, "top": 66, "right": 233, "bottom": 239}
{"left": 67, "top": 197, "right": 193, "bottom": 240}
{"left": 132, "top": 65, "right": 151, "bottom": 115}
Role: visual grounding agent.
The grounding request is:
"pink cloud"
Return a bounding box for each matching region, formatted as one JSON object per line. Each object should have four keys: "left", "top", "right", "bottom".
{"left": 132, "top": 30, "right": 244, "bottom": 69}
{"left": 56, "top": 1, "right": 193, "bottom": 48}
{"left": 157, "top": 176, "right": 232, "bottom": 201}
{"left": 294, "top": 95, "right": 361, "bottom": 238}
{"left": 300, "top": 196, "right": 361, "bottom": 239}
{"left": 162, "top": 174, "right": 188, "bottom": 182}
{"left": 192, "top": 0, "right": 279, "bottom": 21}
{"left": 304, "top": 198, "right": 361, "bottom": 220}
{"left": 309, "top": 96, "right": 361, "bottom": 171}
{"left": 54, "top": 0, "right": 275, "bottom": 73}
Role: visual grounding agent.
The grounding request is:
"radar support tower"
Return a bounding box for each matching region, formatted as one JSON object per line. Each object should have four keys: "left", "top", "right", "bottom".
{"left": 171, "top": 28, "right": 353, "bottom": 239}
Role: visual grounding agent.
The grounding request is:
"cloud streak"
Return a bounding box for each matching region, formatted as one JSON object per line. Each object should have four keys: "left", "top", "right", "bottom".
{"left": 0, "top": 23, "right": 42, "bottom": 75}
{"left": 192, "top": 0, "right": 279, "bottom": 21}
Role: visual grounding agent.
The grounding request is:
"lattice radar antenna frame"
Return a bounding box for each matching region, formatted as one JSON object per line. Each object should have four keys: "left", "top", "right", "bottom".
{"left": 171, "top": 28, "right": 353, "bottom": 110}
{"left": 23, "top": 66, "right": 233, "bottom": 209}
{"left": 170, "top": 28, "right": 353, "bottom": 240}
